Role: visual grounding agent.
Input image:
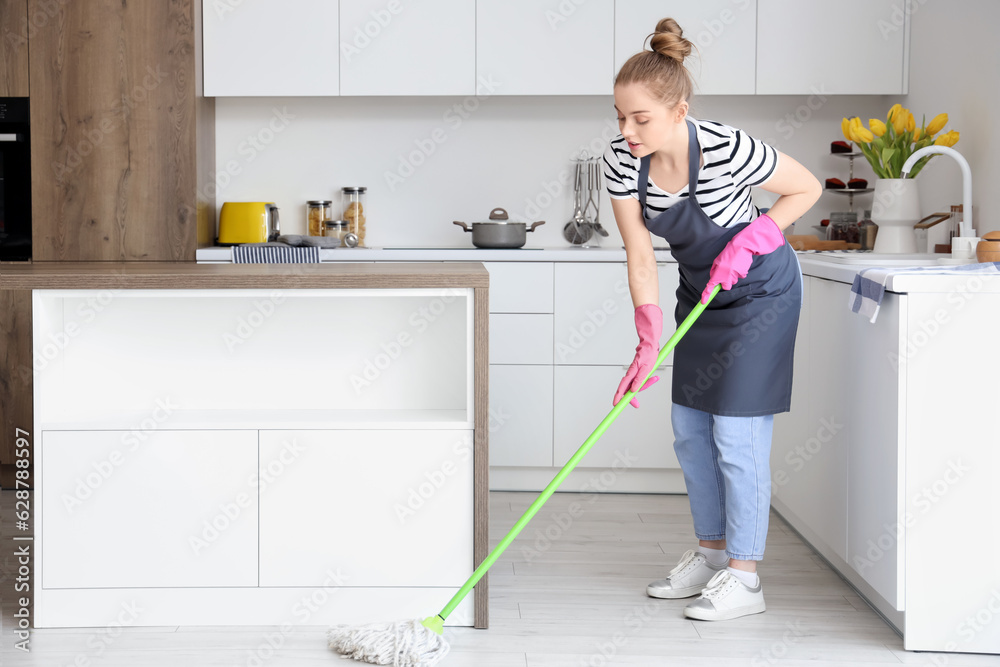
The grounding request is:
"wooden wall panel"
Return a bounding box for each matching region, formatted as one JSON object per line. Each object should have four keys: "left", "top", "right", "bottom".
{"left": 28, "top": 0, "right": 199, "bottom": 261}
{"left": 0, "top": 0, "right": 29, "bottom": 96}
{"left": 195, "top": 0, "right": 216, "bottom": 248}
{"left": 0, "top": 289, "right": 31, "bottom": 489}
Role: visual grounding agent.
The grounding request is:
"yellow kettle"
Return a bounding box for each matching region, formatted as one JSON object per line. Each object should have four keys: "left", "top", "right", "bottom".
{"left": 218, "top": 202, "right": 280, "bottom": 245}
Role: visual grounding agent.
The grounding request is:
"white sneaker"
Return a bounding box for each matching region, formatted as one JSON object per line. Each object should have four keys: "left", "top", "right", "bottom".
{"left": 683, "top": 570, "right": 766, "bottom": 621}
{"left": 647, "top": 549, "right": 727, "bottom": 599}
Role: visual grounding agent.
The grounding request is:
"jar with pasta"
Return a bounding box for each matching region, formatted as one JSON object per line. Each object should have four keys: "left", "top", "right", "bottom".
{"left": 341, "top": 187, "right": 367, "bottom": 247}
{"left": 306, "top": 200, "right": 332, "bottom": 237}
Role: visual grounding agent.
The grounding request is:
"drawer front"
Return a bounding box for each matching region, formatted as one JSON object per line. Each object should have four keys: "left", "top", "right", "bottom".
{"left": 41, "top": 429, "right": 259, "bottom": 589}
{"left": 554, "top": 262, "right": 679, "bottom": 366}
{"left": 489, "top": 365, "right": 553, "bottom": 467}
{"left": 490, "top": 314, "right": 553, "bottom": 365}
{"left": 483, "top": 262, "right": 554, "bottom": 313}
{"left": 258, "top": 429, "right": 474, "bottom": 587}
{"left": 553, "top": 365, "right": 678, "bottom": 470}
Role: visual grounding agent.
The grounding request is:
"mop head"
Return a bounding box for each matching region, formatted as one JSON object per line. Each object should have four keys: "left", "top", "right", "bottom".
{"left": 328, "top": 618, "right": 450, "bottom": 666}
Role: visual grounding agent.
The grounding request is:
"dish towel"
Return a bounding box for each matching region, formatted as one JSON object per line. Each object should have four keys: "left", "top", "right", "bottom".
{"left": 848, "top": 262, "right": 1000, "bottom": 323}
{"left": 232, "top": 244, "right": 320, "bottom": 264}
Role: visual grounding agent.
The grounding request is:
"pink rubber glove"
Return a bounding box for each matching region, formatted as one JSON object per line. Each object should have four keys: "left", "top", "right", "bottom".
{"left": 614, "top": 304, "right": 663, "bottom": 409}
{"left": 701, "top": 214, "right": 786, "bottom": 304}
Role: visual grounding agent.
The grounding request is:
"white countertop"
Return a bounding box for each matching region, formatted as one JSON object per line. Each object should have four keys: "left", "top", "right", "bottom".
{"left": 196, "top": 246, "right": 1000, "bottom": 293}
{"left": 196, "top": 245, "right": 676, "bottom": 263}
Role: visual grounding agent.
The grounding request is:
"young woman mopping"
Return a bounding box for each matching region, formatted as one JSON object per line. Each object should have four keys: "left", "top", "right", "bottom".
{"left": 604, "top": 17, "right": 822, "bottom": 621}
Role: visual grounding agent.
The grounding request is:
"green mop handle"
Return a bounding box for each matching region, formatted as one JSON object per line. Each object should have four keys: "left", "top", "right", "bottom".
{"left": 432, "top": 285, "right": 721, "bottom": 623}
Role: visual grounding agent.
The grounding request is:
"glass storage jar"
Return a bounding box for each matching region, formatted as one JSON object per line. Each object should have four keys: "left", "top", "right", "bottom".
{"left": 341, "top": 187, "right": 367, "bottom": 247}
{"left": 827, "top": 211, "right": 858, "bottom": 242}
{"left": 323, "top": 219, "right": 348, "bottom": 244}
{"left": 306, "top": 200, "right": 332, "bottom": 237}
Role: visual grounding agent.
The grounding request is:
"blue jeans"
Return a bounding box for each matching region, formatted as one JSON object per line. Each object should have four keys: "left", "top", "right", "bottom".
{"left": 671, "top": 402, "right": 774, "bottom": 561}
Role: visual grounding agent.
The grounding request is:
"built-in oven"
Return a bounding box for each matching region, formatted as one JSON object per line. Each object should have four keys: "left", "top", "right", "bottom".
{"left": 0, "top": 97, "right": 31, "bottom": 261}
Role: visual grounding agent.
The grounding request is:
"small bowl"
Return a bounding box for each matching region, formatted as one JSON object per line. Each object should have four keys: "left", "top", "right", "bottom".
{"left": 976, "top": 231, "right": 1000, "bottom": 263}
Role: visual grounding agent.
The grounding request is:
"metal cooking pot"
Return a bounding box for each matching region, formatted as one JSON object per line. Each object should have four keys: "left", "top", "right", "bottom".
{"left": 453, "top": 208, "right": 545, "bottom": 248}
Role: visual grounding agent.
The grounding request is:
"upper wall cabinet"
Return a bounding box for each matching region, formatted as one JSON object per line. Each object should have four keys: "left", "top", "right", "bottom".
{"left": 756, "top": 0, "right": 907, "bottom": 94}
{"left": 340, "top": 0, "right": 475, "bottom": 95}
{"left": 476, "top": 0, "right": 614, "bottom": 96}
{"left": 615, "top": 1, "right": 757, "bottom": 96}
{"left": 203, "top": 0, "right": 339, "bottom": 96}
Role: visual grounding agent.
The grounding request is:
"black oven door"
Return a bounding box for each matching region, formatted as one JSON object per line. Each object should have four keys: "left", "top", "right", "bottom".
{"left": 0, "top": 98, "right": 31, "bottom": 262}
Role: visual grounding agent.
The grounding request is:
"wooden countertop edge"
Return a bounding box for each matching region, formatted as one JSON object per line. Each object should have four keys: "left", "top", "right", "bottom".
{"left": 0, "top": 262, "right": 490, "bottom": 289}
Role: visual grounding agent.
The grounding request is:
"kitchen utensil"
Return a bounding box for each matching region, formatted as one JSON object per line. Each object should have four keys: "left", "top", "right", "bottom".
{"left": 976, "top": 231, "right": 1000, "bottom": 262}
{"left": 328, "top": 285, "right": 723, "bottom": 666}
{"left": 453, "top": 207, "right": 545, "bottom": 248}
{"left": 582, "top": 160, "right": 608, "bottom": 248}
{"left": 564, "top": 157, "right": 593, "bottom": 245}
{"left": 591, "top": 160, "right": 609, "bottom": 238}
{"left": 218, "top": 202, "right": 280, "bottom": 245}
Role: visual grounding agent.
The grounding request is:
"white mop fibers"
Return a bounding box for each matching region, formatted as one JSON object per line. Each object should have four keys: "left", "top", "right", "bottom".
{"left": 328, "top": 619, "right": 450, "bottom": 666}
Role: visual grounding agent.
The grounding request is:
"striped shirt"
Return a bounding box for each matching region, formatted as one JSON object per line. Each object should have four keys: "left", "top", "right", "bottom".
{"left": 602, "top": 117, "right": 779, "bottom": 227}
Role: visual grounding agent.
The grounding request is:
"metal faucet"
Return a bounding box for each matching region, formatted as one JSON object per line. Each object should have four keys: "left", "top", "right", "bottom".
{"left": 901, "top": 146, "right": 974, "bottom": 237}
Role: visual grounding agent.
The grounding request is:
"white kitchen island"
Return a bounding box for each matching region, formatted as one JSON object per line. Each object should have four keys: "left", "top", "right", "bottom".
{"left": 773, "top": 255, "right": 1000, "bottom": 655}
{"left": 2, "top": 262, "right": 490, "bottom": 629}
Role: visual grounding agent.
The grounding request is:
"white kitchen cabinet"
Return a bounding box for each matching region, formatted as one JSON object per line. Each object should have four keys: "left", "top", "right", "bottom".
{"left": 258, "top": 429, "right": 473, "bottom": 587}
{"left": 476, "top": 0, "right": 615, "bottom": 95}
{"left": 553, "top": 262, "right": 680, "bottom": 366}
{"left": 844, "top": 283, "right": 905, "bottom": 610}
{"left": 482, "top": 262, "right": 554, "bottom": 313}
{"left": 203, "top": 0, "right": 339, "bottom": 97}
{"left": 490, "top": 314, "right": 553, "bottom": 365}
{"left": 41, "top": 429, "right": 258, "bottom": 589}
{"left": 614, "top": 0, "right": 757, "bottom": 95}
{"left": 489, "top": 365, "right": 554, "bottom": 468}
{"left": 772, "top": 277, "right": 848, "bottom": 562}
{"left": 339, "top": 0, "right": 475, "bottom": 95}
{"left": 756, "top": 0, "right": 907, "bottom": 94}
{"left": 553, "top": 365, "right": 678, "bottom": 470}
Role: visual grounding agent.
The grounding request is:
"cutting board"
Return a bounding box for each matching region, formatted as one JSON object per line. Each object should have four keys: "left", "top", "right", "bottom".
{"left": 785, "top": 235, "right": 861, "bottom": 251}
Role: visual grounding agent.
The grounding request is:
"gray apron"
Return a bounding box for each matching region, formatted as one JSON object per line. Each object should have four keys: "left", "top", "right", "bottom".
{"left": 637, "top": 119, "right": 802, "bottom": 416}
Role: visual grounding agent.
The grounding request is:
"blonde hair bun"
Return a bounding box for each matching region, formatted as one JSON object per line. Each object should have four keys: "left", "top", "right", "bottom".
{"left": 648, "top": 18, "right": 692, "bottom": 62}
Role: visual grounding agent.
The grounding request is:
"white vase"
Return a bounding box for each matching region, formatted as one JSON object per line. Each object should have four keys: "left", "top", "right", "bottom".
{"left": 871, "top": 178, "right": 920, "bottom": 253}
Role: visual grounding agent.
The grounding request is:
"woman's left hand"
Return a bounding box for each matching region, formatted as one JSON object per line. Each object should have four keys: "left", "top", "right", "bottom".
{"left": 701, "top": 214, "right": 785, "bottom": 303}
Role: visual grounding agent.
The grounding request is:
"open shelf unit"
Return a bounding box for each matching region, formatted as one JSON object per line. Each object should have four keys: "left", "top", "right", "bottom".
{"left": 32, "top": 285, "right": 484, "bottom": 628}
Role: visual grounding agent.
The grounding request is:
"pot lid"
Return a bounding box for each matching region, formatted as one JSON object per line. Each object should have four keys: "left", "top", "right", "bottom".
{"left": 475, "top": 207, "right": 519, "bottom": 224}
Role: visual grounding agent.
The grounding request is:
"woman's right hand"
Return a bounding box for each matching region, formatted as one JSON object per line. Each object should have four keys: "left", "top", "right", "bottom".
{"left": 614, "top": 304, "right": 663, "bottom": 408}
{"left": 607, "top": 189, "right": 662, "bottom": 409}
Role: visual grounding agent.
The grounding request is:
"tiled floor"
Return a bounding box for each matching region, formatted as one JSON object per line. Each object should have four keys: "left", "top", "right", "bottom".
{"left": 2, "top": 489, "right": 995, "bottom": 666}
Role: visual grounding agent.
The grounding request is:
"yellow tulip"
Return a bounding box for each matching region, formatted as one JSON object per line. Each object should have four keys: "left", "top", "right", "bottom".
{"left": 891, "top": 108, "right": 907, "bottom": 134}
{"left": 905, "top": 110, "right": 916, "bottom": 132}
{"left": 934, "top": 130, "right": 960, "bottom": 147}
{"left": 869, "top": 118, "right": 887, "bottom": 137}
{"left": 851, "top": 121, "right": 874, "bottom": 144}
{"left": 913, "top": 127, "right": 923, "bottom": 141}
{"left": 926, "top": 113, "right": 948, "bottom": 135}
{"left": 887, "top": 103, "right": 902, "bottom": 123}
{"left": 841, "top": 117, "right": 853, "bottom": 142}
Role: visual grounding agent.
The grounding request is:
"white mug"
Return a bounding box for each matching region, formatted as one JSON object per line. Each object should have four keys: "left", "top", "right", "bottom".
{"left": 951, "top": 236, "right": 981, "bottom": 260}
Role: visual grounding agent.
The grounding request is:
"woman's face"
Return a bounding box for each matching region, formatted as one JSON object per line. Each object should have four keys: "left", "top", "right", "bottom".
{"left": 614, "top": 83, "right": 688, "bottom": 158}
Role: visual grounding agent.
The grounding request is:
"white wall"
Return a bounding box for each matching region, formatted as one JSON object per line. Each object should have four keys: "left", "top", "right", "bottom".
{"left": 904, "top": 0, "right": 998, "bottom": 235}
{"left": 213, "top": 92, "right": 890, "bottom": 247}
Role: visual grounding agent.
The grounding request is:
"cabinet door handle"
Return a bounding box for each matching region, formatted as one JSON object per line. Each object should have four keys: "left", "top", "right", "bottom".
{"left": 0, "top": 133, "right": 22, "bottom": 142}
